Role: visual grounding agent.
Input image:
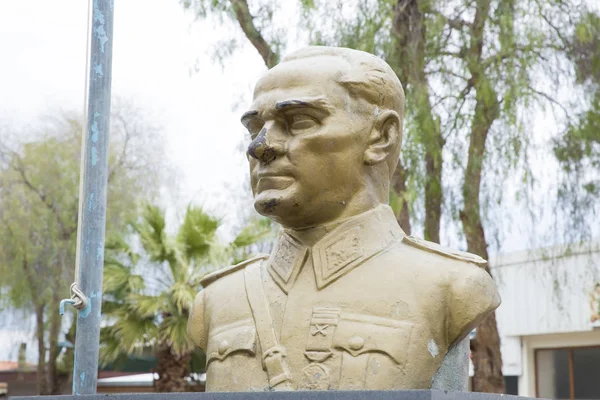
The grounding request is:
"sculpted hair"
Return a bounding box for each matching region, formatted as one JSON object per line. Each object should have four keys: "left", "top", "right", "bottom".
{"left": 281, "top": 46, "right": 405, "bottom": 178}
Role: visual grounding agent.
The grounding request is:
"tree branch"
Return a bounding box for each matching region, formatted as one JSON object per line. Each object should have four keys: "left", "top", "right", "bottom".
{"left": 540, "top": 13, "right": 571, "bottom": 49}
{"left": 8, "top": 151, "right": 76, "bottom": 240}
{"left": 230, "top": 0, "right": 279, "bottom": 68}
{"left": 527, "top": 86, "right": 571, "bottom": 119}
{"left": 431, "top": 10, "right": 473, "bottom": 31}
{"left": 108, "top": 112, "right": 133, "bottom": 183}
{"left": 426, "top": 66, "right": 469, "bottom": 81}
{"left": 445, "top": 82, "right": 473, "bottom": 140}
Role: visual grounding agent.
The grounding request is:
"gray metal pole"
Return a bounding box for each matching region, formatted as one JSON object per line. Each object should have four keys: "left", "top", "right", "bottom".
{"left": 62, "top": 0, "right": 114, "bottom": 395}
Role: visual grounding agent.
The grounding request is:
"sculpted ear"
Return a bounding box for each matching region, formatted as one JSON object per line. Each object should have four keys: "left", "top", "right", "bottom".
{"left": 364, "top": 110, "right": 401, "bottom": 166}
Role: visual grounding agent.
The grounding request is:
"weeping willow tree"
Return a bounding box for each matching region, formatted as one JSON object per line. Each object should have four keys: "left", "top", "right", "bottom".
{"left": 182, "top": 0, "right": 599, "bottom": 392}
{"left": 553, "top": 11, "right": 600, "bottom": 239}
{"left": 0, "top": 101, "right": 167, "bottom": 395}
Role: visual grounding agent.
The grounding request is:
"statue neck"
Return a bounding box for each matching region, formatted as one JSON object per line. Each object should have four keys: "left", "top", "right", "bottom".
{"left": 285, "top": 204, "right": 385, "bottom": 246}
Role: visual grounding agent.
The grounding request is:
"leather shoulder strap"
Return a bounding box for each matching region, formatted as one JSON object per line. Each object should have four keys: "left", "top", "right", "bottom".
{"left": 244, "top": 262, "right": 293, "bottom": 391}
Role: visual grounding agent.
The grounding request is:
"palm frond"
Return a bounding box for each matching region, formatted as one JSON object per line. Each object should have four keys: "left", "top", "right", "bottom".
{"left": 102, "top": 299, "right": 126, "bottom": 315}
{"left": 108, "top": 313, "right": 158, "bottom": 355}
{"left": 129, "top": 293, "right": 168, "bottom": 318}
{"left": 178, "top": 205, "right": 220, "bottom": 261}
{"left": 135, "top": 203, "right": 177, "bottom": 265}
{"left": 204, "top": 243, "right": 232, "bottom": 269}
{"left": 159, "top": 314, "right": 195, "bottom": 356}
{"left": 231, "top": 217, "right": 272, "bottom": 248}
{"left": 99, "top": 326, "right": 128, "bottom": 365}
{"left": 169, "top": 281, "right": 197, "bottom": 315}
{"left": 105, "top": 233, "right": 140, "bottom": 265}
{"left": 99, "top": 202, "right": 237, "bottom": 366}
{"left": 103, "top": 262, "right": 144, "bottom": 296}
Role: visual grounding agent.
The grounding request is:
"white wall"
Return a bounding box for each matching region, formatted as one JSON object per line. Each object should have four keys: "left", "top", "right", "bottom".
{"left": 0, "top": 310, "right": 38, "bottom": 363}
{"left": 490, "top": 241, "right": 600, "bottom": 396}
{"left": 491, "top": 241, "right": 600, "bottom": 337}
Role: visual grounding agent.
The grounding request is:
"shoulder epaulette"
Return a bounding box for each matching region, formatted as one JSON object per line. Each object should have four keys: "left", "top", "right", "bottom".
{"left": 200, "top": 254, "right": 269, "bottom": 288}
{"left": 401, "top": 236, "right": 487, "bottom": 266}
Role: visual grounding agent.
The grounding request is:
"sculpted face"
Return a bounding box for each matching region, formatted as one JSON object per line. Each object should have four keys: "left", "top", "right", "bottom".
{"left": 242, "top": 56, "right": 374, "bottom": 229}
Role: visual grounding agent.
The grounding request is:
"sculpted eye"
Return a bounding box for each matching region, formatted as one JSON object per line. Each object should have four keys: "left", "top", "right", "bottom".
{"left": 288, "top": 114, "right": 318, "bottom": 134}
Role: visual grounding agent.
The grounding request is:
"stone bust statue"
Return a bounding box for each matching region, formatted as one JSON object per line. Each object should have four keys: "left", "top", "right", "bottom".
{"left": 188, "top": 46, "right": 500, "bottom": 392}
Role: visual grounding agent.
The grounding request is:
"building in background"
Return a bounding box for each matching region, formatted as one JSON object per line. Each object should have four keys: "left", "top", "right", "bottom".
{"left": 491, "top": 240, "right": 600, "bottom": 399}
{"left": 0, "top": 361, "right": 36, "bottom": 397}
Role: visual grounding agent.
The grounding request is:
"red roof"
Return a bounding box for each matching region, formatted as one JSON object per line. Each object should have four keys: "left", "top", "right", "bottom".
{"left": 0, "top": 361, "right": 36, "bottom": 371}
{"left": 0, "top": 362, "right": 18, "bottom": 371}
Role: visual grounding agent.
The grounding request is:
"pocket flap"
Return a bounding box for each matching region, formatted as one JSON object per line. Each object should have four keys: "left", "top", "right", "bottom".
{"left": 333, "top": 313, "right": 412, "bottom": 365}
{"left": 207, "top": 320, "right": 257, "bottom": 364}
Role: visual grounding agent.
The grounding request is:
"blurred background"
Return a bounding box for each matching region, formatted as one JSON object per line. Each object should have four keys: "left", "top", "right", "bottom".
{"left": 0, "top": 0, "right": 598, "bottom": 398}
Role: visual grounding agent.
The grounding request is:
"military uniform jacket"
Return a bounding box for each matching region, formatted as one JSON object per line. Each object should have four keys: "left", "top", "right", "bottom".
{"left": 188, "top": 205, "right": 500, "bottom": 392}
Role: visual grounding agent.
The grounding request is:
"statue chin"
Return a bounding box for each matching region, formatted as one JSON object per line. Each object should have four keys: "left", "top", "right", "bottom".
{"left": 253, "top": 189, "right": 292, "bottom": 219}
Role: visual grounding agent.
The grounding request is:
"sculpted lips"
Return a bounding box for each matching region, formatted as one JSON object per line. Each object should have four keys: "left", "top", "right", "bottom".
{"left": 256, "top": 173, "right": 294, "bottom": 192}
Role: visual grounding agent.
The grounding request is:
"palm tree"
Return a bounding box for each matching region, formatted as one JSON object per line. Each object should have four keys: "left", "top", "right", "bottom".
{"left": 99, "top": 203, "right": 271, "bottom": 392}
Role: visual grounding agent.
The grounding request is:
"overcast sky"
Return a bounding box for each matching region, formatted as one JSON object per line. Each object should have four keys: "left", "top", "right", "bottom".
{"left": 0, "top": 0, "right": 273, "bottom": 233}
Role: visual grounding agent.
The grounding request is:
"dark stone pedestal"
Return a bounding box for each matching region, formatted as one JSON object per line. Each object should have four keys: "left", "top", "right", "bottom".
{"left": 12, "top": 390, "right": 539, "bottom": 400}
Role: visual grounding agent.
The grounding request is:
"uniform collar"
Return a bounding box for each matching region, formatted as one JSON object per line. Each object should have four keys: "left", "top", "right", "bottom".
{"left": 267, "top": 204, "right": 405, "bottom": 293}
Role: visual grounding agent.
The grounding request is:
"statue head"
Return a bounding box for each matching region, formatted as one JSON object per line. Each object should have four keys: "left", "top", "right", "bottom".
{"left": 242, "top": 46, "right": 405, "bottom": 229}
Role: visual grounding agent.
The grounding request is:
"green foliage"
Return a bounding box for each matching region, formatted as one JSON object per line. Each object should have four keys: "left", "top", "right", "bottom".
{"left": 232, "top": 216, "right": 271, "bottom": 247}
{"left": 0, "top": 105, "right": 165, "bottom": 307}
{"left": 552, "top": 11, "right": 600, "bottom": 238}
{"left": 182, "top": 0, "right": 288, "bottom": 68}
{"left": 553, "top": 98, "right": 600, "bottom": 221}
{"left": 0, "top": 103, "right": 167, "bottom": 394}
{"left": 554, "top": 99, "right": 600, "bottom": 168}
{"left": 389, "top": 187, "right": 407, "bottom": 220}
{"left": 100, "top": 203, "right": 271, "bottom": 366}
{"left": 572, "top": 12, "right": 600, "bottom": 85}
{"left": 181, "top": 0, "right": 231, "bottom": 19}
{"left": 178, "top": 205, "right": 220, "bottom": 260}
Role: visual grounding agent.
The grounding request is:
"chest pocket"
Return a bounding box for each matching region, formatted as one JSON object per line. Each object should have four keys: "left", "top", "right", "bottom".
{"left": 333, "top": 313, "right": 412, "bottom": 366}
{"left": 206, "top": 319, "right": 257, "bottom": 365}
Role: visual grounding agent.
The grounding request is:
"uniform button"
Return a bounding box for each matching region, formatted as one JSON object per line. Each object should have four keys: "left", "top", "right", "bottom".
{"left": 218, "top": 340, "right": 229, "bottom": 355}
{"left": 348, "top": 336, "right": 364, "bottom": 350}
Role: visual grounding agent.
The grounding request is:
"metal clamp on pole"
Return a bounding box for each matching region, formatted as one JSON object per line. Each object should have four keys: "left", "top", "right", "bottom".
{"left": 59, "top": 283, "right": 88, "bottom": 316}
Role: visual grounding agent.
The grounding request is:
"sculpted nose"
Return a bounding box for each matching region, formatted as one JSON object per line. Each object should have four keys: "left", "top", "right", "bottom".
{"left": 247, "top": 127, "right": 283, "bottom": 164}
